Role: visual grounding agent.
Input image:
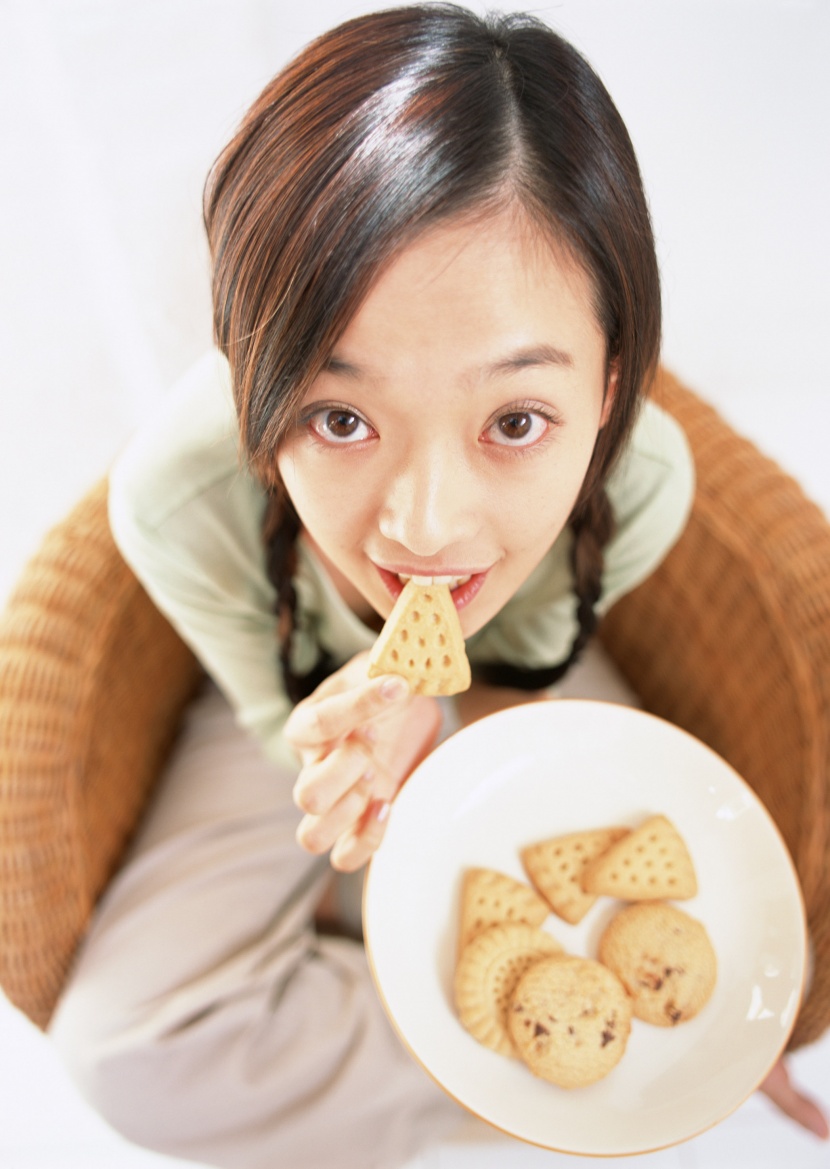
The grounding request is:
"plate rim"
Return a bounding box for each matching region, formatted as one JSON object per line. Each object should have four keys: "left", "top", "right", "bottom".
{"left": 363, "top": 699, "right": 809, "bottom": 1156}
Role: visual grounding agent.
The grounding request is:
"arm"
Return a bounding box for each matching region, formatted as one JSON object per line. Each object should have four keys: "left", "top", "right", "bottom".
{"left": 107, "top": 352, "right": 297, "bottom": 769}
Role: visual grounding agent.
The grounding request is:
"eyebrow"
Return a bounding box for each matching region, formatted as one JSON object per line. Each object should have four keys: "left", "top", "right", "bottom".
{"left": 324, "top": 343, "right": 574, "bottom": 381}
{"left": 481, "top": 343, "right": 574, "bottom": 378}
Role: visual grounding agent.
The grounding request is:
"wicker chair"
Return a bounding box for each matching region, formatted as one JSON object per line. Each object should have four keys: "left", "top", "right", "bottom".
{"left": 1, "top": 368, "right": 828, "bottom": 1051}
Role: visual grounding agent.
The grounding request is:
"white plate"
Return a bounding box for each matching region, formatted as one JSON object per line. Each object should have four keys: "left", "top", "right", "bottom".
{"left": 363, "top": 700, "right": 807, "bottom": 1156}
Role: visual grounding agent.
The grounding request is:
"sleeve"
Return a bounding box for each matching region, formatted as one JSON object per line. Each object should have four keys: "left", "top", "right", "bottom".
{"left": 107, "top": 354, "right": 300, "bottom": 772}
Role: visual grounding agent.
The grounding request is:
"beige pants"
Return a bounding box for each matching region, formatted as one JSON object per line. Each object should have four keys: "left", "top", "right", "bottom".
{"left": 49, "top": 644, "right": 638, "bottom": 1169}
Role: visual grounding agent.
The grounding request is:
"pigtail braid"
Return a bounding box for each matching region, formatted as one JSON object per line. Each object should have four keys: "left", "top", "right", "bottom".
{"left": 565, "top": 485, "right": 616, "bottom": 669}
{"left": 472, "top": 486, "right": 615, "bottom": 691}
{"left": 262, "top": 493, "right": 334, "bottom": 704}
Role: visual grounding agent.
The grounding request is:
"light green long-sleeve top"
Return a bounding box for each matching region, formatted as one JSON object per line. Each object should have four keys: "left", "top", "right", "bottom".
{"left": 108, "top": 350, "right": 695, "bottom": 771}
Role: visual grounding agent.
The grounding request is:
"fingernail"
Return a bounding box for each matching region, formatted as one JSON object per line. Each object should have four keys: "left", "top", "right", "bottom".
{"left": 374, "top": 800, "right": 390, "bottom": 823}
{"left": 358, "top": 769, "right": 375, "bottom": 795}
{"left": 380, "top": 676, "right": 408, "bottom": 700}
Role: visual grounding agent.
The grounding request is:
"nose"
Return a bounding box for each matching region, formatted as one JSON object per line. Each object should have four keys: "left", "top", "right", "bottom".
{"left": 377, "top": 439, "right": 480, "bottom": 557}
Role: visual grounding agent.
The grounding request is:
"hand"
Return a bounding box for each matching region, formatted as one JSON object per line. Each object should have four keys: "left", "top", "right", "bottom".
{"left": 284, "top": 652, "right": 442, "bottom": 871}
{"left": 759, "top": 1056, "right": 829, "bottom": 1138}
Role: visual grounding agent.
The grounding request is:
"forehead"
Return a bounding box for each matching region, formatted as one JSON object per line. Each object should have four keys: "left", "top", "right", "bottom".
{"left": 333, "top": 206, "right": 604, "bottom": 365}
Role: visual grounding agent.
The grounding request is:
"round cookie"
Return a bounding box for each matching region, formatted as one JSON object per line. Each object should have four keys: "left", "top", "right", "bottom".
{"left": 599, "top": 902, "right": 717, "bottom": 1026}
{"left": 507, "top": 955, "right": 632, "bottom": 1088}
{"left": 454, "top": 923, "right": 564, "bottom": 1056}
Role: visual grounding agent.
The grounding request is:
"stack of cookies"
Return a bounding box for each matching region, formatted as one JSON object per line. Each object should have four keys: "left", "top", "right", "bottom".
{"left": 453, "top": 814, "right": 717, "bottom": 1090}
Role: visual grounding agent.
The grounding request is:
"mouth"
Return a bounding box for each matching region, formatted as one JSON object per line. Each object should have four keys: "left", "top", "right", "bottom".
{"left": 376, "top": 566, "right": 489, "bottom": 612}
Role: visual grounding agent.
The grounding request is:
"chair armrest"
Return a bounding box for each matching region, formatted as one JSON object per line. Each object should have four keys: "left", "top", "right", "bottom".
{"left": 600, "top": 368, "right": 830, "bottom": 1050}
{"left": 0, "top": 479, "right": 202, "bottom": 1028}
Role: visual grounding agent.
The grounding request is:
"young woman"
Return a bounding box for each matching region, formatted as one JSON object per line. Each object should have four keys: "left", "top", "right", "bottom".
{"left": 49, "top": 5, "right": 826, "bottom": 1165}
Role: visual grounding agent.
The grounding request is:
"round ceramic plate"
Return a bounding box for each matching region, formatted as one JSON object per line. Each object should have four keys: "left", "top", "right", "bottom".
{"left": 363, "top": 700, "right": 807, "bottom": 1156}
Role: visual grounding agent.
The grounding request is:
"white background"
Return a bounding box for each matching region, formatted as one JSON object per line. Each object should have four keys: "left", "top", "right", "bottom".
{"left": 1, "top": 1, "right": 828, "bottom": 1166}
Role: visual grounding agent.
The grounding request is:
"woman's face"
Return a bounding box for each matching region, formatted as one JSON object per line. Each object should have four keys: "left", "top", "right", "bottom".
{"left": 277, "top": 207, "right": 614, "bottom": 637}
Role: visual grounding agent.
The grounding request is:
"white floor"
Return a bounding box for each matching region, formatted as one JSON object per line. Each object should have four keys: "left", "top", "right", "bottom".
{"left": 2, "top": 1, "right": 829, "bottom": 1166}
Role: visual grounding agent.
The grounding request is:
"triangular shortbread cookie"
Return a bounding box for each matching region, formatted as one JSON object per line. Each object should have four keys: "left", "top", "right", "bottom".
{"left": 459, "top": 867, "right": 549, "bottom": 951}
{"left": 581, "top": 814, "right": 698, "bottom": 900}
{"left": 367, "top": 580, "right": 470, "bottom": 696}
{"left": 521, "top": 827, "right": 630, "bottom": 924}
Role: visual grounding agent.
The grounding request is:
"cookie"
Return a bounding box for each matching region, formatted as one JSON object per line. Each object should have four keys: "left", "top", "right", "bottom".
{"left": 459, "top": 868, "right": 550, "bottom": 952}
{"left": 454, "top": 924, "right": 564, "bottom": 1056}
{"left": 521, "top": 827, "right": 630, "bottom": 924}
{"left": 508, "top": 955, "right": 632, "bottom": 1088}
{"left": 367, "top": 579, "right": 471, "bottom": 696}
{"left": 581, "top": 814, "right": 698, "bottom": 900}
{"left": 599, "top": 902, "right": 717, "bottom": 1026}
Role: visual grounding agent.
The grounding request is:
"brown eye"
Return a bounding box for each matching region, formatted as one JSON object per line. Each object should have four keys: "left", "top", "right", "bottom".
{"left": 324, "top": 410, "right": 360, "bottom": 437}
{"left": 307, "top": 407, "right": 373, "bottom": 444}
{"left": 499, "top": 412, "right": 533, "bottom": 440}
{"left": 485, "top": 409, "right": 550, "bottom": 447}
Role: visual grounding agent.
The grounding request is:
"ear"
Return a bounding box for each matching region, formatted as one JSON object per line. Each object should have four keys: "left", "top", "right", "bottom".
{"left": 599, "top": 359, "right": 620, "bottom": 429}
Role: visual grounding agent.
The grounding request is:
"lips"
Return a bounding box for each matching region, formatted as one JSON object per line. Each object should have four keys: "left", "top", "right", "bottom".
{"left": 376, "top": 566, "right": 488, "bottom": 611}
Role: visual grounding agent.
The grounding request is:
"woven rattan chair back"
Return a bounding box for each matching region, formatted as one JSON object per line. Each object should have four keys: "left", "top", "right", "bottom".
{"left": 0, "top": 481, "right": 201, "bottom": 1028}
{"left": 601, "top": 369, "right": 830, "bottom": 1049}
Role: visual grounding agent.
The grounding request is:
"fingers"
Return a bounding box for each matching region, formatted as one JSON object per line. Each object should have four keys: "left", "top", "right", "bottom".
{"left": 759, "top": 1058, "right": 830, "bottom": 1139}
{"left": 296, "top": 774, "right": 377, "bottom": 856}
{"left": 330, "top": 800, "right": 391, "bottom": 872}
{"left": 293, "top": 739, "right": 373, "bottom": 817}
{"left": 285, "top": 673, "right": 409, "bottom": 757}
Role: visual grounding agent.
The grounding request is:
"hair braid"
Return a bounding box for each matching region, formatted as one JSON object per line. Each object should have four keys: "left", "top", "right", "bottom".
{"left": 263, "top": 493, "right": 334, "bottom": 704}
{"left": 566, "top": 485, "right": 616, "bottom": 667}
{"left": 472, "top": 486, "right": 615, "bottom": 691}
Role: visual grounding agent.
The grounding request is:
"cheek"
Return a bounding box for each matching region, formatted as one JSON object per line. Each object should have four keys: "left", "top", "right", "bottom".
{"left": 276, "top": 447, "right": 371, "bottom": 549}
{"left": 497, "top": 437, "right": 598, "bottom": 544}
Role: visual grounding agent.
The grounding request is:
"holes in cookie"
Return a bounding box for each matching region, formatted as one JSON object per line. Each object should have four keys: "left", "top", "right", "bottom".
{"left": 442, "top": 655, "right": 452, "bottom": 667}
{"left": 418, "top": 637, "right": 426, "bottom": 648}
{"left": 399, "top": 629, "right": 409, "bottom": 642}
{"left": 407, "top": 658, "right": 416, "bottom": 669}
{"left": 425, "top": 657, "right": 432, "bottom": 670}
{"left": 412, "top": 610, "right": 421, "bottom": 622}
{"left": 437, "top": 633, "right": 446, "bottom": 647}
{"left": 391, "top": 650, "right": 399, "bottom": 662}
{"left": 431, "top": 613, "right": 441, "bottom": 624}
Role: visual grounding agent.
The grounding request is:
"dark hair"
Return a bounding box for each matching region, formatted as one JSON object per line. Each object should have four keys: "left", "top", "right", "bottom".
{"left": 203, "top": 3, "right": 661, "bottom": 701}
